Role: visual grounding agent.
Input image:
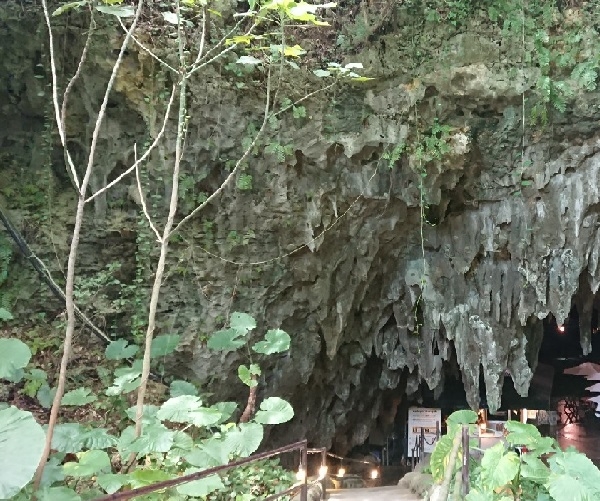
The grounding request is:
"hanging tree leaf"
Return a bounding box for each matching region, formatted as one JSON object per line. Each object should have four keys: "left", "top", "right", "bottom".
{"left": 0, "top": 338, "right": 31, "bottom": 382}
{"left": 253, "top": 397, "right": 294, "bottom": 425}
{"left": 252, "top": 329, "right": 290, "bottom": 354}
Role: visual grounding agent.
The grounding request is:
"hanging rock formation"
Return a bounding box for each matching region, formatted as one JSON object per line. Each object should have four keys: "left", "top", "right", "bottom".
{"left": 1, "top": 2, "right": 600, "bottom": 453}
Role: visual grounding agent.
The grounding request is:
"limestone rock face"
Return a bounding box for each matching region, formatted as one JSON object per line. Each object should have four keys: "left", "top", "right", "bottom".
{"left": 2, "top": 3, "right": 600, "bottom": 453}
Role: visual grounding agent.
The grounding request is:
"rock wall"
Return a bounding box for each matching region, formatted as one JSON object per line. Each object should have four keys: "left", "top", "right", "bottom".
{"left": 2, "top": 1, "right": 600, "bottom": 453}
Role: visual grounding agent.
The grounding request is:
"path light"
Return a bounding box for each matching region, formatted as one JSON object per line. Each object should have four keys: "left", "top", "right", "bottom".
{"left": 337, "top": 466, "right": 345, "bottom": 477}
{"left": 318, "top": 465, "right": 328, "bottom": 479}
{"left": 557, "top": 324, "right": 565, "bottom": 334}
{"left": 370, "top": 469, "right": 379, "bottom": 479}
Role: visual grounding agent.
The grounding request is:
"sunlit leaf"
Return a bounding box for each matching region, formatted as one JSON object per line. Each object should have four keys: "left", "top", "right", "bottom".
{"left": 0, "top": 338, "right": 31, "bottom": 382}
{"left": 157, "top": 395, "right": 222, "bottom": 427}
{"left": 0, "top": 407, "right": 45, "bottom": 498}
{"left": 230, "top": 312, "right": 257, "bottom": 332}
{"left": 0, "top": 307, "right": 13, "bottom": 321}
{"left": 95, "top": 4, "right": 135, "bottom": 16}
{"left": 226, "top": 35, "right": 257, "bottom": 45}
{"left": 63, "top": 450, "right": 111, "bottom": 478}
{"left": 162, "top": 11, "right": 179, "bottom": 24}
{"left": 253, "top": 397, "right": 294, "bottom": 425}
{"left": 129, "top": 469, "right": 173, "bottom": 488}
{"left": 222, "top": 422, "right": 264, "bottom": 457}
{"left": 313, "top": 69, "right": 331, "bottom": 77}
{"left": 252, "top": 329, "right": 290, "bottom": 354}
{"left": 81, "top": 428, "right": 118, "bottom": 450}
{"left": 480, "top": 443, "right": 519, "bottom": 489}
{"left": 238, "top": 364, "right": 260, "bottom": 387}
{"left": 106, "top": 363, "right": 142, "bottom": 395}
{"left": 125, "top": 404, "right": 160, "bottom": 425}
{"left": 119, "top": 424, "right": 175, "bottom": 456}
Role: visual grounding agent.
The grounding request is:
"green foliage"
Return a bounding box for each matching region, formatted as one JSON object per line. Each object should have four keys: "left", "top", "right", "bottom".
{"left": 432, "top": 413, "right": 600, "bottom": 501}
{"left": 0, "top": 337, "right": 31, "bottom": 382}
{"left": 0, "top": 407, "right": 46, "bottom": 499}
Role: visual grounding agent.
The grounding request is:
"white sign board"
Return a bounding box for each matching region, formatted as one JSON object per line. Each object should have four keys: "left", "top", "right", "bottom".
{"left": 407, "top": 407, "right": 441, "bottom": 457}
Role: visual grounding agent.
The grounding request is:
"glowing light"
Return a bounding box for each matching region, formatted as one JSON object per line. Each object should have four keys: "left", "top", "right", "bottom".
{"left": 318, "top": 465, "right": 328, "bottom": 480}
{"left": 557, "top": 324, "right": 565, "bottom": 334}
{"left": 337, "top": 467, "right": 346, "bottom": 477}
{"left": 296, "top": 468, "right": 306, "bottom": 481}
{"left": 370, "top": 469, "right": 379, "bottom": 479}
{"left": 479, "top": 422, "right": 486, "bottom": 433}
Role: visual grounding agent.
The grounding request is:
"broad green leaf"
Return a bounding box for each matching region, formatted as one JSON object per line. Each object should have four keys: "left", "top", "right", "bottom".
{"left": 230, "top": 312, "right": 256, "bottom": 332}
{"left": 105, "top": 339, "right": 139, "bottom": 360}
{"left": 313, "top": 69, "right": 331, "bottom": 77}
{"left": 37, "top": 383, "right": 56, "bottom": 408}
{"left": 50, "top": 423, "right": 86, "bottom": 453}
{"left": 252, "top": 329, "right": 290, "bottom": 354}
{"left": 125, "top": 404, "right": 160, "bottom": 425}
{"left": 186, "top": 437, "right": 230, "bottom": 467}
{"left": 129, "top": 468, "right": 173, "bottom": 488}
{"left": 81, "top": 428, "right": 118, "bottom": 450}
{"left": 162, "top": 11, "right": 178, "bottom": 24}
{"left": 465, "top": 490, "right": 494, "bottom": 501}
{"left": 238, "top": 364, "right": 260, "bottom": 387}
{"left": 521, "top": 454, "right": 550, "bottom": 483}
{"left": 430, "top": 434, "right": 454, "bottom": 482}
{"left": 352, "top": 76, "right": 375, "bottom": 82}
{"left": 547, "top": 449, "right": 600, "bottom": 493}
{"left": 157, "top": 395, "right": 222, "bottom": 427}
{"left": 41, "top": 456, "right": 65, "bottom": 488}
{"left": 481, "top": 444, "right": 519, "bottom": 490}
{"left": 0, "top": 338, "right": 31, "bottom": 382}
{"left": 52, "top": 1, "right": 87, "bottom": 17}
{"left": 119, "top": 424, "right": 175, "bottom": 456}
{"left": 170, "top": 380, "right": 198, "bottom": 397}
{"left": 0, "top": 407, "right": 45, "bottom": 498}
{"left": 96, "top": 473, "right": 130, "bottom": 494}
{"left": 253, "top": 397, "right": 294, "bottom": 424}
{"left": 150, "top": 334, "right": 180, "bottom": 358}
{"left": 95, "top": 4, "right": 135, "bottom": 16}
{"left": 63, "top": 450, "right": 111, "bottom": 478}
{"left": 38, "top": 486, "right": 82, "bottom": 501}
{"left": 62, "top": 387, "right": 97, "bottom": 406}
{"left": 222, "top": 422, "right": 264, "bottom": 457}
{"left": 0, "top": 307, "right": 13, "bottom": 321}
{"left": 212, "top": 401, "right": 237, "bottom": 423}
{"left": 207, "top": 328, "right": 246, "bottom": 352}
{"left": 547, "top": 473, "right": 595, "bottom": 501}
{"left": 171, "top": 430, "right": 194, "bottom": 455}
{"left": 176, "top": 471, "right": 225, "bottom": 497}
{"left": 106, "top": 363, "right": 142, "bottom": 395}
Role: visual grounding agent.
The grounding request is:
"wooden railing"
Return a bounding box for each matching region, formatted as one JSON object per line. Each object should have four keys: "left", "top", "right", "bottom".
{"left": 94, "top": 440, "right": 309, "bottom": 501}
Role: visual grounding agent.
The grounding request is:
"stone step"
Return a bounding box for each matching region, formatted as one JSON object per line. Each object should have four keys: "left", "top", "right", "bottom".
{"left": 327, "top": 485, "right": 423, "bottom": 501}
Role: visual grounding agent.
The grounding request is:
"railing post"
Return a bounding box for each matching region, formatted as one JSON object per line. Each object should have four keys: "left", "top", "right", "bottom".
{"left": 321, "top": 447, "right": 327, "bottom": 499}
{"left": 300, "top": 444, "right": 308, "bottom": 501}
{"left": 420, "top": 427, "right": 425, "bottom": 462}
{"left": 461, "top": 425, "right": 469, "bottom": 497}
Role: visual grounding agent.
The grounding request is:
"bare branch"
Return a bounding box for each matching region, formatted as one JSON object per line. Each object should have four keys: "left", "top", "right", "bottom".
{"left": 32, "top": 0, "right": 147, "bottom": 491}
{"left": 81, "top": 1, "right": 146, "bottom": 198}
{"left": 85, "top": 85, "right": 177, "bottom": 204}
{"left": 185, "top": 21, "right": 258, "bottom": 79}
{"left": 119, "top": 17, "right": 178, "bottom": 74}
{"left": 135, "top": 152, "right": 161, "bottom": 242}
{"left": 41, "top": 0, "right": 81, "bottom": 190}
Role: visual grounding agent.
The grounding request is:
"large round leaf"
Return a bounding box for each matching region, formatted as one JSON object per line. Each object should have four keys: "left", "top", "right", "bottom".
{"left": 0, "top": 406, "right": 46, "bottom": 498}
{"left": 254, "top": 397, "right": 294, "bottom": 425}
{"left": 252, "top": 329, "right": 291, "bottom": 355}
{"left": 222, "top": 422, "right": 264, "bottom": 457}
{"left": 0, "top": 338, "right": 31, "bottom": 382}
{"left": 176, "top": 471, "right": 225, "bottom": 497}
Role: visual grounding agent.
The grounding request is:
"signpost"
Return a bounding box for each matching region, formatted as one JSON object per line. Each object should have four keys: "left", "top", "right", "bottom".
{"left": 407, "top": 407, "right": 441, "bottom": 457}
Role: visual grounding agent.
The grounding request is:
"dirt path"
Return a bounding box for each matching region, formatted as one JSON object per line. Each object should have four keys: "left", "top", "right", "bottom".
{"left": 327, "top": 485, "right": 422, "bottom": 500}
